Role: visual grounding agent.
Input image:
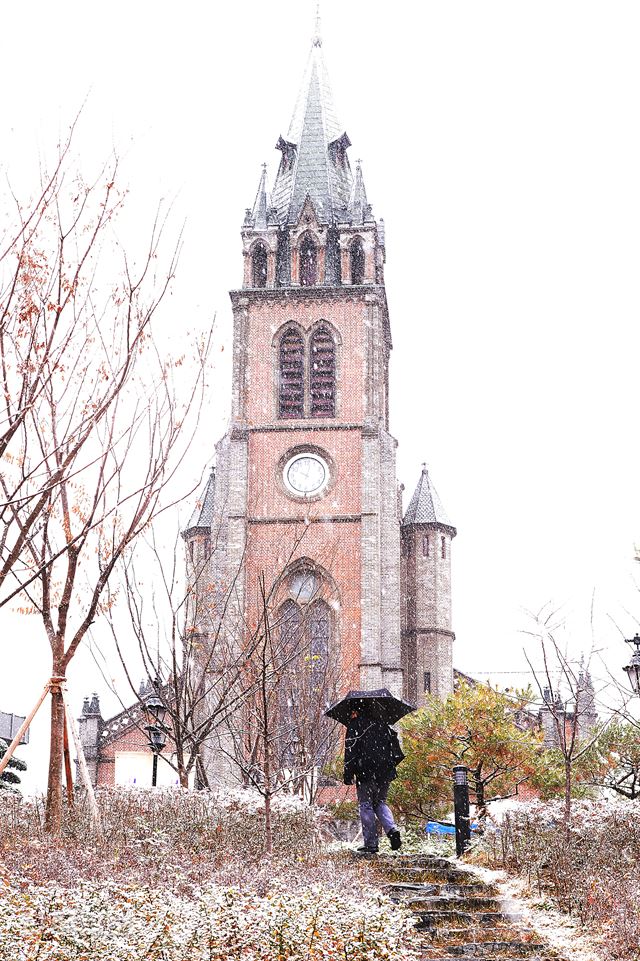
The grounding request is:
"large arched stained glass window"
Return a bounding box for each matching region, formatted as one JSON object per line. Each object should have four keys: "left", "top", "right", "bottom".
{"left": 309, "top": 325, "right": 336, "bottom": 418}
{"left": 308, "top": 601, "right": 331, "bottom": 692}
{"left": 275, "top": 592, "right": 336, "bottom": 781}
{"left": 279, "top": 599, "right": 304, "bottom": 652}
{"left": 279, "top": 327, "right": 305, "bottom": 418}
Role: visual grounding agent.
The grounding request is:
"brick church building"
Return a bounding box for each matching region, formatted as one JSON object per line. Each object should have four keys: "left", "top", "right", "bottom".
{"left": 77, "top": 17, "right": 459, "bottom": 788}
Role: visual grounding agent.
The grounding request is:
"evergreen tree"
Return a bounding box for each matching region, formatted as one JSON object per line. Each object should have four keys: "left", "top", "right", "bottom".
{"left": 390, "top": 682, "right": 543, "bottom": 822}
{"left": 0, "top": 738, "right": 26, "bottom": 791}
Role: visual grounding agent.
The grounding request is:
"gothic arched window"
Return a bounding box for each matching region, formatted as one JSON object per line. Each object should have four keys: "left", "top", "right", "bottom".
{"left": 350, "top": 237, "right": 365, "bottom": 285}
{"left": 308, "top": 600, "right": 331, "bottom": 691}
{"left": 252, "top": 243, "right": 268, "bottom": 287}
{"left": 279, "top": 599, "right": 304, "bottom": 652}
{"left": 300, "top": 235, "right": 318, "bottom": 286}
{"left": 309, "top": 325, "right": 336, "bottom": 418}
{"left": 279, "top": 327, "right": 305, "bottom": 418}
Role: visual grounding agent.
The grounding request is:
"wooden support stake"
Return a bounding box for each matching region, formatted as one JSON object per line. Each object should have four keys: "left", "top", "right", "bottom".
{"left": 63, "top": 712, "right": 75, "bottom": 807}
{"left": 0, "top": 682, "right": 50, "bottom": 778}
{"left": 59, "top": 683, "right": 102, "bottom": 837}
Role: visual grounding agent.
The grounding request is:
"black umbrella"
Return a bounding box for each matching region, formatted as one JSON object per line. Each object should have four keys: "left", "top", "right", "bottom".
{"left": 324, "top": 688, "right": 416, "bottom": 726}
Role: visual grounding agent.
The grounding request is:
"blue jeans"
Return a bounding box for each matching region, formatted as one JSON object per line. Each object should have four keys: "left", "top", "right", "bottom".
{"left": 356, "top": 779, "right": 397, "bottom": 849}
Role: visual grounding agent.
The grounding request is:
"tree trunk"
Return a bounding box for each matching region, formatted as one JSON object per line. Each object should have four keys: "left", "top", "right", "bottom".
{"left": 264, "top": 790, "right": 273, "bottom": 856}
{"left": 474, "top": 769, "right": 487, "bottom": 821}
{"left": 45, "top": 682, "right": 65, "bottom": 834}
{"left": 564, "top": 759, "right": 572, "bottom": 828}
{"left": 63, "top": 715, "right": 74, "bottom": 807}
{"left": 196, "top": 751, "right": 210, "bottom": 790}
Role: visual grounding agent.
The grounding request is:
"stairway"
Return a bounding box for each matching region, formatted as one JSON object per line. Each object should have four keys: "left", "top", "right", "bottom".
{"left": 372, "top": 854, "right": 557, "bottom": 960}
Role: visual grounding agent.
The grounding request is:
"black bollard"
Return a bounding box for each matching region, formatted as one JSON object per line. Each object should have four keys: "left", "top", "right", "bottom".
{"left": 453, "top": 765, "right": 471, "bottom": 857}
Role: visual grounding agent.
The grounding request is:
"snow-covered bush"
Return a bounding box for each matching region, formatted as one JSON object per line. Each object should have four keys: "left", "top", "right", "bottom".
{"left": 481, "top": 797, "right": 640, "bottom": 958}
{"left": 0, "top": 877, "right": 418, "bottom": 961}
{"left": 0, "top": 786, "right": 320, "bottom": 886}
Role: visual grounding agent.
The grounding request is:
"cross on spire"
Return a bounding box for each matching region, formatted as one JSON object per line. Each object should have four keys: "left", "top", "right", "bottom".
{"left": 313, "top": 0, "right": 322, "bottom": 47}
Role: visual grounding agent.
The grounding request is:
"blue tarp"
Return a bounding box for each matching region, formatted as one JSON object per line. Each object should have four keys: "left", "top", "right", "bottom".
{"left": 425, "top": 820, "right": 479, "bottom": 835}
{"left": 425, "top": 821, "right": 456, "bottom": 835}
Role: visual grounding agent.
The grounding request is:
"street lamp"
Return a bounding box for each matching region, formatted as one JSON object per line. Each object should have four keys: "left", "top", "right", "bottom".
{"left": 452, "top": 765, "right": 471, "bottom": 858}
{"left": 624, "top": 634, "right": 640, "bottom": 696}
{"left": 143, "top": 692, "right": 168, "bottom": 787}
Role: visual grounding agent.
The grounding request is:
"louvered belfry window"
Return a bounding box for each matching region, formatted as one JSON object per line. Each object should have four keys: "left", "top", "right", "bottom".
{"left": 300, "top": 235, "right": 318, "bottom": 286}
{"left": 279, "top": 327, "right": 305, "bottom": 418}
{"left": 350, "top": 237, "right": 365, "bottom": 285}
{"left": 310, "top": 325, "right": 336, "bottom": 418}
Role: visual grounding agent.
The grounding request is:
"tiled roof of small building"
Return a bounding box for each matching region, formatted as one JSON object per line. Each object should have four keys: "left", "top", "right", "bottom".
{"left": 402, "top": 465, "right": 456, "bottom": 533}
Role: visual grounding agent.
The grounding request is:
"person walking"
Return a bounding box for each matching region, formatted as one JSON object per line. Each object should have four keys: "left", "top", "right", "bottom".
{"left": 343, "top": 708, "right": 404, "bottom": 853}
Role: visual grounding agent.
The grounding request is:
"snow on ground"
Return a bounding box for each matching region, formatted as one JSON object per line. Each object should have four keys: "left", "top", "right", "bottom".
{"left": 469, "top": 862, "right": 607, "bottom": 961}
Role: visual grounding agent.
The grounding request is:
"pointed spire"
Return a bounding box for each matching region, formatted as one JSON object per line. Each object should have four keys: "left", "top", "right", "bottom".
{"left": 271, "top": 25, "right": 353, "bottom": 226}
{"left": 402, "top": 464, "right": 456, "bottom": 533}
{"left": 347, "top": 159, "right": 371, "bottom": 224}
{"left": 87, "top": 693, "right": 101, "bottom": 716}
{"left": 249, "top": 163, "right": 270, "bottom": 230}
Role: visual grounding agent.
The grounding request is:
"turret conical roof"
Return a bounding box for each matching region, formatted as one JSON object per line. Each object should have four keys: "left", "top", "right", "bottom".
{"left": 402, "top": 465, "right": 456, "bottom": 534}
{"left": 183, "top": 468, "right": 216, "bottom": 537}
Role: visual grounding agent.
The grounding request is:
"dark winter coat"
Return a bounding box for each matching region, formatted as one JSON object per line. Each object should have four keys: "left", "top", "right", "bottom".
{"left": 343, "top": 717, "right": 405, "bottom": 785}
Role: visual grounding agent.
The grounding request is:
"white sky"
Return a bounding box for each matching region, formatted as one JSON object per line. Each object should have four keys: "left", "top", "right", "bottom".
{"left": 2, "top": 0, "right": 640, "bottom": 792}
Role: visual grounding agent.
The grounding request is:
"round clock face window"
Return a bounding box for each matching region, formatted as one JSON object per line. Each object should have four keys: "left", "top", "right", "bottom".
{"left": 283, "top": 453, "right": 329, "bottom": 497}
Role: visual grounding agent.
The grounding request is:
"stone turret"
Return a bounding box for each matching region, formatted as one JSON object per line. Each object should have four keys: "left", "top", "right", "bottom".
{"left": 401, "top": 466, "right": 456, "bottom": 705}
{"left": 77, "top": 693, "right": 103, "bottom": 786}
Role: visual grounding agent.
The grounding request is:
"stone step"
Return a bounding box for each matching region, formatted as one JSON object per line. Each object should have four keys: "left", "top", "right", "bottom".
{"left": 416, "top": 935, "right": 547, "bottom": 955}
{"left": 404, "top": 896, "right": 505, "bottom": 913}
{"left": 387, "top": 882, "right": 500, "bottom": 899}
{"left": 415, "top": 911, "right": 520, "bottom": 930}
{"left": 388, "top": 855, "right": 457, "bottom": 870}
{"left": 418, "top": 956, "right": 552, "bottom": 961}
{"left": 417, "top": 942, "right": 554, "bottom": 961}
{"left": 375, "top": 855, "right": 554, "bottom": 961}
{"left": 385, "top": 867, "right": 481, "bottom": 886}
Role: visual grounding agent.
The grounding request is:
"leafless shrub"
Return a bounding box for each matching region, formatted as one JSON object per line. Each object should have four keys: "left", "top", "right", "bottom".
{"left": 482, "top": 798, "right": 640, "bottom": 959}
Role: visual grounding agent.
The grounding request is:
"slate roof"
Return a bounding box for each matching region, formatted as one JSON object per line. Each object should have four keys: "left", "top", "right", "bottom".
{"left": 271, "top": 35, "right": 355, "bottom": 226}
{"left": 402, "top": 465, "right": 456, "bottom": 533}
{"left": 0, "top": 710, "right": 28, "bottom": 744}
{"left": 183, "top": 468, "right": 216, "bottom": 535}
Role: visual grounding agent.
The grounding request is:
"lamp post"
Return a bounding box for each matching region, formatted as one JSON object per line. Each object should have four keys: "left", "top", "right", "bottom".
{"left": 623, "top": 634, "right": 640, "bottom": 696}
{"left": 143, "top": 692, "right": 167, "bottom": 787}
{"left": 453, "top": 765, "right": 471, "bottom": 858}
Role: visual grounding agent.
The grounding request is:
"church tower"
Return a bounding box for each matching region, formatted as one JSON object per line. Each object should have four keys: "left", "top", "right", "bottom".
{"left": 196, "top": 19, "right": 403, "bottom": 706}
{"left": 185, "top": 15, "right": 457, "bottom": 776}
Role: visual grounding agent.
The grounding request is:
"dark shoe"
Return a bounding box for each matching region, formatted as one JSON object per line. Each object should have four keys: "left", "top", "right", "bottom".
{"left": 388, "top": 829, "right": 401, "bottom": 851}
{"left": 356, "top": 845, "right": 378, "bottom": 854}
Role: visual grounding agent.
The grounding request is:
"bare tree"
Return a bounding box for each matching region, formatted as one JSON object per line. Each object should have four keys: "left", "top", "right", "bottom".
{"left": 98, "top": 518, "right": 339, "bottom": 801}
{"left": 0, "top": 126, "right": 212, "bottom": 831}
{"left": 524, "top": 606, "right": 605, "bottom": 826}
{"left": 224, "top": 573, "right": 341, "bottom": 854}
{"left": 100, "top": 524, "right": 267, "bottom": 789}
